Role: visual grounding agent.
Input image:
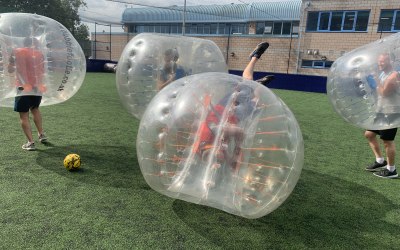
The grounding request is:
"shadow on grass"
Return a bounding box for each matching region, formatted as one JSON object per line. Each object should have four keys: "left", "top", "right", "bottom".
{"left": 36, "top": 144, "right": 147, "bottom": 189}
{"left": 172, "top": 169, "right": 400, "bottom": 248}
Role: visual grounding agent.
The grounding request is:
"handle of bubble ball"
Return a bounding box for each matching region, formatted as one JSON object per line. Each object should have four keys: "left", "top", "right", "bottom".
{"left": 366, "top": 74, "right": 377, "bottom": 89}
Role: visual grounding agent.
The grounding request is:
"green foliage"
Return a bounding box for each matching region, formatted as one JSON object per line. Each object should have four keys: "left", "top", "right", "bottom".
{"left": 0, "top": 0, "right": 89, "bottom": 42}
{"left": 0, "top": 73, "right": 400, "bottom": 248}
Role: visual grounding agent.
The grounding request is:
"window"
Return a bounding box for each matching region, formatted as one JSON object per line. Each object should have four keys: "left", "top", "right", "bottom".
{"left": 343, "top": 11, "right": 356, "bottom": 31}
{"left": 197, "top": 24, "right": 204, "bottom": 34}
{"left": 219, "top": 23, "right": 227, "bottom": 34}
{"left": 256, "top": 22, "right": 265, "bottom": 34}
{"left": 210, "top": 23, "right": 218, "bottom": 34}
{"left": 356, "top": 11, "right": 369, "bottom": 31}
{"left": 302, "top": 60, "right": 313, "bottom": 68}
{"left": 292, "top": 21, "right": 300, "bottom": 34}
{"left": 230, "top": 23, "right": 247, "bottom": 34}
{"left": 264, "top": 21, "right": 273, "bottom": 34}
{"left": 160, "top": 26, "right": 169, "bottom": 33}
{"left": 379, "top": 10, "right": 400, "bottom": 32}
{"left": 145, "top": 26, "right": 154, "bottom": 32}
{"left": 282, "top": 22, "right": 292, "bottom": 35}
{"left": 135, "top": 25, "right": 145, "bottom": 33}
{"left": 396, "top": 11, "right": 400, "bottom": 30}
{"left": 312, "top": 61, "right": 325, "bottom": 68}
{"left": 302, "top": 60, "right": 334, "bottom": 69}
{"left": 307, "top": 12, "right": 319, "bottom": 31}
{"left": 319, "top": 12, "right": 330, "bottom": 31}
{"left": 307, "top": 10, "right": 370, "bottom": 32}
{"left": 330, "top": 12, "right": 343, "bottom": 31}
{"left": 272, "top": 22, "right": 282, "bottom": 34}
{"left": 255, "top": 21, "right": 298, "bottom": 35}
{"left": 170, "top": 25, "right": 178, "bottom": 34}
{"left": 189, "top": 24, "right": 197, "bottom": 34}
{"left": 130, "top": 21, "right": 294, "bottom": 36}
{"left": 185, "top": 24, "right": 190, "bottom": 34}
{"left": 203, "top": 24, "right": 210, "bottom": 34}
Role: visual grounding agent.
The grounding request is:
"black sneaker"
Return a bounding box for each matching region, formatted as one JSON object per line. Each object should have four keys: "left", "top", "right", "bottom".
{"left": 373, "top": 168, "right": 398, "bottom": 179}
{"left": 365, "top": 160, "right": 387, "bottom": 171}
{"left": 256, "top": 75, "right": 275, "bottom": 86}
{"left": 249, "top": 42, "right": 269, "bottom": 59}
{"left": 38, "top": 133, "right": 48, "bottom": 143}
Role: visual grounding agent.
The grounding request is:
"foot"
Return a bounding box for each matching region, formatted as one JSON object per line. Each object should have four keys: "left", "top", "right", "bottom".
{"left": 255, "top": 75, "right": 275, "bottom": 86}
{"left": 38, "top": 133, "right": 48, "bottom": 143}
{"left": 365, "top": 160, "right": 387, "bottom": 171}
{"left": 22, "top": 141, "right": 35, "bottom": 151}
{"left": 373, "top": 168, "right": 398, "bottom": 179}
{"left": 249, "top": 42, "right": 269, "bottom": 59}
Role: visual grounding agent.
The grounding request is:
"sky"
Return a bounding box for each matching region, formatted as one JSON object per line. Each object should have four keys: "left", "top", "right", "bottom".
{"left": 78, "top": 0, "right": 286, "bottom": 35}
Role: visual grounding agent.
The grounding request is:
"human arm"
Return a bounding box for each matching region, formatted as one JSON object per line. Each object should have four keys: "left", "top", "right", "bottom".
{"left": 8, "top": 54, "right": 15, "bottom": 73}
{"left": 157, "top": 73, "right": 176, "bottom": 91}
{"left": 377, "top": 72, "right": 400, "bottom": 96}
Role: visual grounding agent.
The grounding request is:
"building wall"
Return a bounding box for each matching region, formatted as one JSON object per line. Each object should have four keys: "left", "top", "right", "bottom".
{"left": 91, "top": 0, "right": 398, "bottom": 77}
{"left": 93, "top": 33, "right": 300, "bottom": 75}
{"left": 297, "top": 0, "right": 397, "bottom": 76}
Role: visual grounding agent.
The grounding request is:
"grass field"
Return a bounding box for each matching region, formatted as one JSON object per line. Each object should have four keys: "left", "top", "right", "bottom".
{"left": 1, "top": 72, "right": 399, "bottom": 249}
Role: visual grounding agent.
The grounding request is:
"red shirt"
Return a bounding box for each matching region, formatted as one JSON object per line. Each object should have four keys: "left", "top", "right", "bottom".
{"left": 13, "top": 47, "right": 44, "bottom": 87}
{"left": 193, "top": 104, "right": 238, "bottom": 153}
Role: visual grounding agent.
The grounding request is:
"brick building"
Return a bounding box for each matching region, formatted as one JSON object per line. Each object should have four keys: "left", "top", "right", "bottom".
{"left": 92, "top": 0, "right": 400, "bottom": 77}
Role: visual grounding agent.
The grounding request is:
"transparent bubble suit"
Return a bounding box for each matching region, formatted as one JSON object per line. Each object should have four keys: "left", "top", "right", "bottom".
{"left": 116, "top": 33, "right": 228, "bottom": 119}
{"left": 0, "top": 13, "right": 86, "bottom": 107}
{"left": 137, "top": 72, "right": 303, "bottom": 219}
{"left": 327, "top": 32, "right": 400, "bottom": 130}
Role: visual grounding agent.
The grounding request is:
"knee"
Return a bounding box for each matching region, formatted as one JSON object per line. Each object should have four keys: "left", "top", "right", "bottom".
{"left": 383, "top": 140, "right": 395, "bottom": 150}
{"left": 31, "top": 107, "right": 39, "bottom": 115}
{"left": 364, "top": 131, "right": 376, "bottom": 140}
{"left": 19, "top": 112, "right": 29, "bottom": 122}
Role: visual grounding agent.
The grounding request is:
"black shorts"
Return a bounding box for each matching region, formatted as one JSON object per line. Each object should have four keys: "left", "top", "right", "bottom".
{"left": 368, "top": 128, "right": 398, "bottom": 141}
{"left": 14, "top": 96, "right": 42, "bottom": 112}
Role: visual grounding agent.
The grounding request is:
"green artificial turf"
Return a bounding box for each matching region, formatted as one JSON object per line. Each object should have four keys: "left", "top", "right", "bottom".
{"left": 0, "top": 73, "right": 399, "bottom": 249}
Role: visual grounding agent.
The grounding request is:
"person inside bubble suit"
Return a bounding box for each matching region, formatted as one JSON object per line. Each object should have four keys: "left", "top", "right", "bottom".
{"left": 157, "top": 48, "right": 188, "bottom": 90}
{"left": 364, "top": 52, "right": 400, "bottom": 178}
{"left": 8, "top": 37, "right": 48, "bottom": 151}
{"left": 193, "top": 42, "right": 271, "bottom": 171}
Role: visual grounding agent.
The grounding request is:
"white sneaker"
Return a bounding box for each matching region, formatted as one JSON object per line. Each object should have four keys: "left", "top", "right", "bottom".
{"left": 22, "top": 141, "right": 36, "bottom": 151}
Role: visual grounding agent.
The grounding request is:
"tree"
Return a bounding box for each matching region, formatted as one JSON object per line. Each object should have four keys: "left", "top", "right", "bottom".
{"left": 0, "top": 0, "right": 89, "bottom": 42}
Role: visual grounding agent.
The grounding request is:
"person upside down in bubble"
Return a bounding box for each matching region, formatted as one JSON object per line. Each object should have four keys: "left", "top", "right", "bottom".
{"left": 192, "top": 41, "right": 271, "bottom": 172}
{"left": 8, "top": 37, "right": 48, "bottom": 151}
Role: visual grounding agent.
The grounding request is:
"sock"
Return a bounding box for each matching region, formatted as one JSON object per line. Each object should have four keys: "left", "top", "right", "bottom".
{"left": 376, "top": 157, "right": 384, "bottom": 164}
{"left": 387, "top": 165, "right": 395, "bottom": 172}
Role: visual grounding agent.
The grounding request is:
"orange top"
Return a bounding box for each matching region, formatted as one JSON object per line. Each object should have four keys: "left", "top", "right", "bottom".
{"left": 192, "top": 104, "right": 238, "bottom": 154}
{"left": 13, "top": 47, "right": 45, "bottom": 89}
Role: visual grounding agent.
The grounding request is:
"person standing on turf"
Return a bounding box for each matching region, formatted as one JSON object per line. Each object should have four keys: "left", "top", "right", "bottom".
{"left": 8, "top": 37, "right": 48, "bottom": 151}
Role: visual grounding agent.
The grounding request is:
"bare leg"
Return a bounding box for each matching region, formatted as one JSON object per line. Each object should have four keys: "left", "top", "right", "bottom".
{"left": 19, "top": 112, "right": 33, "bottom": 142}
{"left": 364, "top": 130, "right": 383, "bottom": 158}
{"left": 31, "top": 107, "right": 44, "bottom": 136}
{"left": 242, "top": 57, "right": 258, "bottom": 80}
{"left": 244, "top": 42, "right": 269, "bottom": 81}
{"left": 383, "top": 140, "right": 395, "bottom": 166}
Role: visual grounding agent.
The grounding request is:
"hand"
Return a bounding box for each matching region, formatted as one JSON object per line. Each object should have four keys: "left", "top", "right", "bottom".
{"left": 366, "top": 74, "right": 377, "bottom": 89}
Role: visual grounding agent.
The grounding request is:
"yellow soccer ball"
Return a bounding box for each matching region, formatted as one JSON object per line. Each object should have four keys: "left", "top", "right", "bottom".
{"left": 63, "top": 153, "right": 81, "bottom": 171}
